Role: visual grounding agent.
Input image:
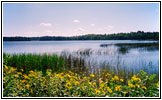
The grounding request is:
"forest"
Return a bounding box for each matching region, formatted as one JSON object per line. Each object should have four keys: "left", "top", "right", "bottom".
{"left": 3, "top": 31, "right": 159, "bottom": 41}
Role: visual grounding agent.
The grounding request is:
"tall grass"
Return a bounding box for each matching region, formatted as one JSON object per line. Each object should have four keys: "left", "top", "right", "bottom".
{"left": 3, "top": 53, "right": 89, "bottom": 75}
{"left": 3, "top": 53, "right": 67, "bottom": 74}
{"left": 3, "top": 52, "right": 159, "bottom": 79}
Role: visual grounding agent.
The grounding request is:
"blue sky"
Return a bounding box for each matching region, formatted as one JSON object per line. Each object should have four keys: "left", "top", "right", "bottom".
{"left": 3, "top": 3, "right": 159, "bottom": 37}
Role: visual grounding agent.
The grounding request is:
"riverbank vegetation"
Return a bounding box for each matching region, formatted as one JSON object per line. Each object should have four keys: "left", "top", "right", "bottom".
{"left": 3, "top": 31, "right": 159, "bottom": 41}
{"left": 2, "top": 53, "right": 144, "bottom": 79}
{"left": 3, "top": 53, "right": 88, "bottom": 75}
{"left": 3, "top": 53, "right": 159, "bottom": 97}
{"left": 3, "top": 65, "right": 159, "bottom": 97}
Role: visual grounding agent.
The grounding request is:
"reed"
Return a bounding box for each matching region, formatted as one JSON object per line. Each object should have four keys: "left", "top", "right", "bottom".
{"left": 3, "top": 53, "right": 67, "bottom": 74}
{"left": 3, "top": 52, "right": 158, "bottom": 78}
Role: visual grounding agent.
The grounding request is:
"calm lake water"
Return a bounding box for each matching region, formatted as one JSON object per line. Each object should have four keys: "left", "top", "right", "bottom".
{"left": 3, "top": 40, "right": 159, "bottom": 74}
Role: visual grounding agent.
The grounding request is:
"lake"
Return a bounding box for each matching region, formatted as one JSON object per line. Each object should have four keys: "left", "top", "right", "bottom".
{"left": 3, "top": 40, "right": 159, "bottom": 75}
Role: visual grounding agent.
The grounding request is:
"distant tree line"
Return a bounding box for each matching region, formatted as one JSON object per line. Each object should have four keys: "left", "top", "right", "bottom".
{"left": 3, "top": 31, "right": 159, "bottom": 41}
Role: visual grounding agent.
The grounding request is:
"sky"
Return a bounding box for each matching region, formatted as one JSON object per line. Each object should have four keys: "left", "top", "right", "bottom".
{"left": 3, "top": 3, "right": 160, "bottom": 37}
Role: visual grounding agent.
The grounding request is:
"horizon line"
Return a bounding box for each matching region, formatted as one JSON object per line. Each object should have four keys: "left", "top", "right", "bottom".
{"left": 3, "top": 31, "right": 159, "bottom": 37}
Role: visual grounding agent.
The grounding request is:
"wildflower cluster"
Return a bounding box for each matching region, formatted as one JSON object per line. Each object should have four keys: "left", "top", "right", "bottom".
{"left": 3, "top": 65, "right": 159, "bottom": 97}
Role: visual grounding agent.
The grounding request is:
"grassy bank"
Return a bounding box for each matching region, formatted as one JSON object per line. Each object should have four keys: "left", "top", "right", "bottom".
{"left": 3, "top": 65, "right": 159, "bottom": 97}
{"left": 3, "top": 53, "right": 159, "bottom": 97}
{"left": 3, "top": 53, "right": 90, "bottom": 75}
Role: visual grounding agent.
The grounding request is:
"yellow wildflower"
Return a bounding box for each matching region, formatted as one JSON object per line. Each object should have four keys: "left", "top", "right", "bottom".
{"left": 67, "top": 81, "right": 71, "bottom": 85}
{"left": 102, "top": 90, "right": 106, "bottom": 95}
{"left": 100, "top": 84, "right": 105, "bottom": 89}
{"left": 95, "top": 89, "right": 100, "bottom": 94}
{"left": 92, "top": 82, "right": 96, "bottom": 86}
{"left": 41, "top": 77, "right": 46, "bottom": 80}
{"left": 41, "top": 83, "right": 44, "bottom": 87}
{"left": 17, "top": 72, "right": 22, "bottom": 75}
{"left": 23, "top": 74, "right": 30, "bottom": 79}
{"left": 108, "top": 88, "right": 112, "bottom": 93}
{"left": 114, "top": 76, "right": 119, "bottom": 80}
{"left": 68, "top": 86, "right": 72, "bottom": 90}
{"left": 131, "top": 75, "right": 141, "bottom": 82}
{"left": 13, "top": 93, "right": 18, "bottom": 96}
{"left": 120, "top": 79, "right": 124, "bottom": 82}
{"left": 106, "top": 87, "right": 112, "bottom": 93}
{"left": 29, "top": 73, "right": 36, "bottom": 78}
{"left": 17, "top": 85, "right": 21, "bottom": 89}
{"left": 29, "top": 70, "right": 34, "bottom": 73}
{"left": 60, "top": 72, "right": 64, "bottom": 75}
{"left": 30, "top": 89, "right": 33, "bottom": 94}
{"left": 20, "top": 80, "right": 26, "bottom": 83}
{"left": 124, "top": 91, "right": 128, "bottom": 94}
{"left": 4, "top": 65, "right": 8, "bottom": 69}
{"left": 157, "top": 81, "right": 159, "bottom": 87}
{"left": 83, "top": 76, "right": 89, "bottom": 80}
{"left": 26, "top": 84, "right": 30, "bottom": 89}
{"left": 105, "top": 73, "right": 111, "bottom": 77}
{"left": 99, "top": 78, "right": 103, "bottom": 83}
{"left": 14, "top": 74, "right": 19, "bottom": 78}
{"left": 74, "top": 81, "right": 79, "bottom": 85}
{"left": 56, "top": 74, "right": 60, "bottom": 77}
{"left": 65, "top": 81, "right": 71, "bottom": 88}
{"left": 9, "top": 67, "right": 17, "bottom": 73}
{"left": 70, "top": 78, "right": 74, "bottom": 82}
{"left": 135, "top": 84, "right": 140, "bottom": 88}
{"left": 60, "top": 76, "right": 64, "bottom": 79}
{"left": 81, "top": 86, "right": 85, "bottom": 91}
{"left": 20, "top": 69, "right": 24, "bottom": 72}
{"left": 112, "top": 78, "right": 115, "bottom": 81}
{"left": 90, "top": 74, "right": 95, "bottom": 78}
{"left": 44, "top": 88, "right": 48, "bottom": 90}
{"left": 115, "top": 85, "right": 122, "bottom": 91}
{"left": 142, "top": 86, "right": 147, "bottom": 90}
{"left": 67, "top": 74, "right": 71, "bottom": 78}
{"left": 128, "top": 83, "right": 134, "bottom": 88}
{"left": 131, "top": 75, "right": 137, "bottom": 80}
{"left": 69, "top": 71, "right": 72, "bottom": 74}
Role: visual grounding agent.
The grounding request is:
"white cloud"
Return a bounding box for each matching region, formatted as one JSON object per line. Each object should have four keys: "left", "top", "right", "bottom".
{"left": 73, "top": 19, "right": 80, "bottom": 23}
{"left": 40, "top": 23, "right": 52, "bottom": 27}
{"left": 75, "top": 28, "right": 85, "bottom": 32}
{"left": 90, "top": 24, "right": 95, "bottom": 27}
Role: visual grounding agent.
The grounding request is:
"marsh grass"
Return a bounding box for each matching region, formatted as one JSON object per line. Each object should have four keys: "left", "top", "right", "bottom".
{"left": 3, "top": 53, "right": 90, "bottom": 75}
{"left": 3, "top": 52, "right": 159, "bottom": 79}
{"left": 3, "top": 53, "right": 67, "bottom": 74}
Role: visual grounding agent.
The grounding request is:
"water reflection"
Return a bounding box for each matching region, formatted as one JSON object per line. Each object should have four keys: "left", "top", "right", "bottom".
{"left": 100, "top": 43, "right": 159, "bottom": 54}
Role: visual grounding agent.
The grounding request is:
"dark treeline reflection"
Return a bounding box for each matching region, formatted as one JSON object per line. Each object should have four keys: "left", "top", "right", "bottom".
{"left": 100, "top": 42, "right": 159, "bottom": 54}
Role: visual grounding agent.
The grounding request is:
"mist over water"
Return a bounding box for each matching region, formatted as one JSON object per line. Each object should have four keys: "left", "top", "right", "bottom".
{"left": 3, "top": 40, "right": 159, "bottom": 75}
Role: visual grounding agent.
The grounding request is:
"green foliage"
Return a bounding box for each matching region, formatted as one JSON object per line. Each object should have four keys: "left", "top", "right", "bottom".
{"left": 3, "top": 65, "right": 159, "bottom": 97}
